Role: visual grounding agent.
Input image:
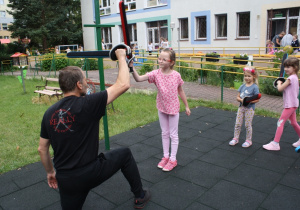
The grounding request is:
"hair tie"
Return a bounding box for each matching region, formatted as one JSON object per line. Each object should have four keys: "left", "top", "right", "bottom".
{"left": 243, "top": 67, "right": 255, "bottom": 73}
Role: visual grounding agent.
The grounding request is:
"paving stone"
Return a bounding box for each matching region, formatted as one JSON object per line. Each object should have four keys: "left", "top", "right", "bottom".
{"left": 150, "top": 176, "right": 206, "bottom": 210}
{"left": 279, "top": 158, "right": 300, "bottom": 190}
{"left": 198, "top": 127, "right": 233, "bottom": 142}
{"left": 261, "top": 184, "right": 300, "bottom": 210}
{"left": 218, "top": 140, "right": 261, "bottom": 156}
{"left": 181, "top": 135, "right": 222, "bottom": 153}
{"left": 199, "top": 148, "right": 248, "bottom": 169}
{"left": 91, "top": 172, "right": 133, "bottom": 205}
{"left": 0, "top": 182, "right": 60, "bottom": 210}
{"left": 42, "top": 201, "right": 61, "bottom": 210}
{"left": 182, "top": 120, "right": 217, "bottom": 131}
{"left": 0, "top": 174, "right": 20, "bottom": 197}
{"left": 245, "top": 150, "right": 295, "bottom": 174}
{"left": 142, "top": 134, "right": 163, "bottom": 149}
{"left": 198, "top": 180, "right": 266, "bottom": 210}
{"left": 129, "top": 143, "right": 161, "bottom": 163}
{"left": 110, "top": 132, "right": 149, "bottom": 146}
{"left": 224, "top": 163, "right": 282, "bottom": 193}
{"left": 185, "top": 202, "right": 214, "bottom": 210}
{"left": 175, "top": 146, "right": 204, "bottom": 166}
{"left": 174, "top": 160, "right": 230, "bottom": 188}
{"left": 199, "top": 113, "right": 232, "bottom": 124}
{"left": 178, "top": 126, "right": 200, "bottom": 140}
{"left": 82, "top": 191, "right": 116, "bottom": 210}
{"left": 137, "top": 157, "right": 174, "bottom": 184}
{"left": 114, "top": 199, "right": 168, "bottom": 210}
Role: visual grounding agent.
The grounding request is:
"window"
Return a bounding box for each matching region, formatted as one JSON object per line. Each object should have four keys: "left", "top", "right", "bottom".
{"left": 100, "top": 0, "right": 111, "bottom": 16}
{"left": 4, "top": 36, "right": 9, "bottom": 39}
{"left": 101, "top": 27, "right": 112, "bottom": 49}
{"left": 237, "top": 12, "right": 250, "bottom": 38}
{"left": 146, "top": 0, "right": 167, "bottom": 8}
{"left": 146, "top": 20, "right": 168, "bottom": 49}
{"left": 120, "top": 23, "right": 137, "bottom": 46}
{"left": 0, "top": 0, "right": 3, "bottom": 5}
{"left": 196, "top": 16, "right": 207, "bottom": 40}
{"left": 123, "top": 0, "right": 136, "bottom": 11}
{"left": 215, "top": 14, "right": 227, "bottom": 38}
{"left": 2, "top": 23, "right": 8, "bottom": 30}
{"left": 179, "top": 18, "right": 189, "bottom": 40}
{"left": 0, "top": 11, "right": 5, "bottom": 18}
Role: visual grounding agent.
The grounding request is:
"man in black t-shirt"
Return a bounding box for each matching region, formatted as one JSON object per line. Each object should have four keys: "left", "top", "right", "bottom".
{"left": 38, "top": 49, "right": 150, "bottom": 210}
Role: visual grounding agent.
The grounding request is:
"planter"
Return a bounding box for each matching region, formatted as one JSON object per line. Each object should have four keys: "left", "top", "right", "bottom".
{"left": 233, "top": 56, "right": 249, "bottom": 65}
{"left": 206, "top": 55, "right": 220, "bottom": 62}
{"left": 234, "top": 81, "right": 243, "bottom": 89}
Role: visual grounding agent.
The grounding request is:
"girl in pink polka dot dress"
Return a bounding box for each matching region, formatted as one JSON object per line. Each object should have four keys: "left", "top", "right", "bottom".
{"left": 131, "top": 48, "right": 191, "bottom": 171}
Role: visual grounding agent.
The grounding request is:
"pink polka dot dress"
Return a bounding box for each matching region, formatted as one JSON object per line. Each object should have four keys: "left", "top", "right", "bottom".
{"left": 147, "top": 69, "right": 184, "bottom": 115}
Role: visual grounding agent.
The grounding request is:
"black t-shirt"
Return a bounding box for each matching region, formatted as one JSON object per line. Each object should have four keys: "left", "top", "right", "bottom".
{"left": 40, "top": 90, "right": 107, "bottom": 171}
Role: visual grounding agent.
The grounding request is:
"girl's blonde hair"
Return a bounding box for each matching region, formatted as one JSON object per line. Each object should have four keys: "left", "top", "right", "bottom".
{"left": 243, "top": 67, "right": 259, "bottom": 86}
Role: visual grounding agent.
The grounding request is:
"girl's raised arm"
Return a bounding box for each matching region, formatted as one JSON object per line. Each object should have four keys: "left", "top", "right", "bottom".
{"left": 130, "top": 62, "right": 149, "bottom": 82}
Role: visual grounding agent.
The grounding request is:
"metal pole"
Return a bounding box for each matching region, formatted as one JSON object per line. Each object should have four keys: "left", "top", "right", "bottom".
{"left": 94, "top": 0, "right": 110, "bottom": 150}
{"left": 221, "top": 66, "right": 224, "bottom": 103}
{"left": 177, "top": 27, "right": 180, "bottom": 70}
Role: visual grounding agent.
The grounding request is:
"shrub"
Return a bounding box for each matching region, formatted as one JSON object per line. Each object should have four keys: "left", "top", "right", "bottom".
{"left": 222, "top": 63, "right": 240, "bottom": 88}
{"left": 176, "top": 61, "right": 198, "bottom": 82}
{"left": 203, "top": 64, "right": 221, "bottom": 86}
{"left": 139, "top": 60, "right": 154, "bottom": 75}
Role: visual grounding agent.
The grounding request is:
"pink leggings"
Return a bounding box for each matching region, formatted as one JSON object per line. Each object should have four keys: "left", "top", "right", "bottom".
{"left": 158, "top": 111, "right": 179, "bottom": 161}
{"left": 274, "top": 107, "right": 300, "bottom": 143}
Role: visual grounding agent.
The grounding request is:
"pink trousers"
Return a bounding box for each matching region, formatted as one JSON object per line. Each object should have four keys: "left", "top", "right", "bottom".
{"left": 274, "top": 107, "right": 300, "bottom": 143}
{"left": 158, "top": 111, "right": 179, "bottom": 161}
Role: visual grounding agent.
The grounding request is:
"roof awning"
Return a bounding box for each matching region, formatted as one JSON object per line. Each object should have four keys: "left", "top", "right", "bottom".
{"left": 0, "top": 39, "right": 10, "bottom": 44}
{"left": 11, "top": 52, "right": 27, "bottom": 57}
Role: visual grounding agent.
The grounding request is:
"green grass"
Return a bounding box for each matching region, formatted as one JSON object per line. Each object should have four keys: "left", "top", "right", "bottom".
{"left": 0, "top": 75, "right": 280, "bottom": 174}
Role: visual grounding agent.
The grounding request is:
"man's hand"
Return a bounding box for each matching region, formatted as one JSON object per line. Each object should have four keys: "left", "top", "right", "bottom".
{"left": 47, "top": 171, "right": 58, "bottom": 189}
{"left": 115, "top": 48, "right": 127, "bottom": 61}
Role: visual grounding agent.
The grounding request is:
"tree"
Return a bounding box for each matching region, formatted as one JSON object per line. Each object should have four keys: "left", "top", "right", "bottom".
{"left": 7, "top": 0, "right": 82, "bottom": 50}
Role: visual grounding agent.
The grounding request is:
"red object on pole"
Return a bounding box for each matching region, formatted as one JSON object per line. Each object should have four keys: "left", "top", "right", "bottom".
{"left": 119, "top": 1, "right": 133, "bottom": 72}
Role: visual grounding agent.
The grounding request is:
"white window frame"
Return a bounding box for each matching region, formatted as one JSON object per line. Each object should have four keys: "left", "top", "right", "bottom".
{"left": 215, "top": 14, "right": 227, "bottom": 39}
{"left": 0, "top": 0, "right": 4, "bottom": 5}
{"left": 195, "top": 16, "right": 207, "bottom": 40}
{"left": 119, "top": 23, "right": 137, "bottom": 46}
{"left": 101, "top": 27, "right": 112, "bottom": 49}
{"left": 145, "top": 0, "right": 167, "bottom": 8}
{"left": 100, "top": 0, "right": 111, "bottom": 16}
{"left": 237, "top": 12, "right": 250, "bottom": 38}
{"left": 179, "top": 18, "right": 189, "bottom": 40}
{"left": 0, "top": 11, "right": 5, "bottom": 18}
{"left": 2, "top": 23, "right": 8, "bottom": 31}
{"left": 120, "top": 0, "right": 136, "bottom": 12}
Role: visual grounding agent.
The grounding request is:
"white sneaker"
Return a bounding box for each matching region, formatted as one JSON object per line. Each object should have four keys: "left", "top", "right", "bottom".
{"left": 263, "top": 141, "right": 280, "bottom": 151}
{"left": 292, "top": 139, "right": 300, "bottom": 148}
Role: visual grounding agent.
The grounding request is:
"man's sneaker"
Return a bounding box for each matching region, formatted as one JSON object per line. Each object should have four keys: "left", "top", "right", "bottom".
{"left": 134, "top": 189, "right": 151, "bottom": 209}
{"left": 162, "top": 160, "right": 177, "bottom": 171}
{"left": 292, "top": 139, "right": 300, "bottom": 148}
{"left": 263, "top": 141, "right": 280, "bottom": 151}
{"left": 157, "top": 157, "right": 169, "bottom": 169}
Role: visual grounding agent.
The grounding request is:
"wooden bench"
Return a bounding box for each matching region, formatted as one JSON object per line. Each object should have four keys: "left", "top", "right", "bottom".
{"left": 34, "top": 78, "right": 63, "bottom": 99}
